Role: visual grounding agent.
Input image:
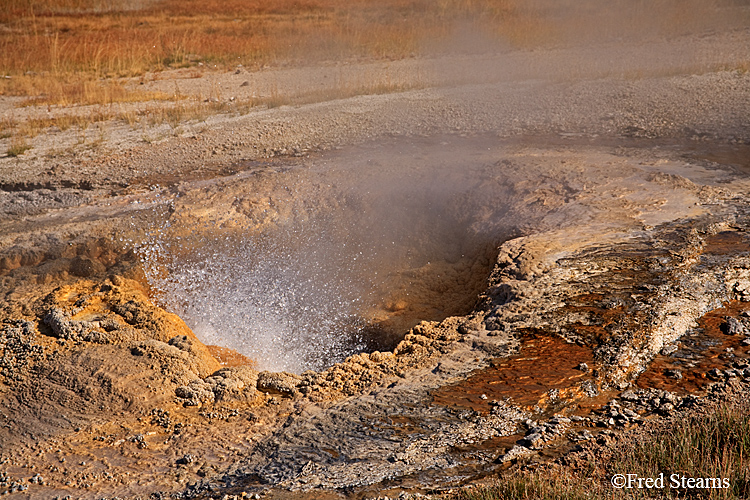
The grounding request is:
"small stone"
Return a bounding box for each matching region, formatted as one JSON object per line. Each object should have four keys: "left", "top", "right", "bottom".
{"left": 623, "top": 408, "right": 639, "bottom": 418}
{"left": 497, "top": 445, "right": 534, "bottom": 463}
{"left": 618, "top": 391, "right": 635, "bottom": 402}
{"left": 575, "top": 362, "right": 589, "bottom": 373}
{"left": 663, "top": 392, "right": 678, "bottom": 404}
{"left": 176, "top": 454, "right": 196, "bottom": 465}
{"left": 720, "top": 317, "right": 745, "bottom": 336}
{"left": 659, "top": 403, "right": 675, "bottom": 414}
{"left": 580, "top": 379, "right": 599, "bottom": 397}
{"left": 480, "top": 394, "right": 488, "bottom": 400}
{"left": 707, "top": 368, "right": 724, "bottom": 380}
{"left": 664, "top": 368, "right": 683, "bottom": 380}
{"left": 660, "top": 344, "right": 679, "bottom": 356}
{"left": 549, "top": 416, "right": 570, "bottom": 425}
{"left": 518, "top": 432, "right": 544, "bottom": 448}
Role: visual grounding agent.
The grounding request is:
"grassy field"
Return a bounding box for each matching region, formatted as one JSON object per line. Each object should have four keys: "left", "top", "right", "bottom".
{"left": 450, "top": 403, "right": 750, "bottom": 500}
{"left": 1, "top": 0, "right": 742, "bottom": 105}
{"left": 0, "top": 0, "right": 530, "bottom": 105}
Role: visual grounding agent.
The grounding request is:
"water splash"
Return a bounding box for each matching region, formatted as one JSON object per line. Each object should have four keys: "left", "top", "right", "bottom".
{"left": 142, "top": 213, "right": 376, "bottom": 373}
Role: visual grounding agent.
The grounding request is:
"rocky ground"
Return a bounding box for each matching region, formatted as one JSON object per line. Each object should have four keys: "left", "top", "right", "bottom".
{"left": 0, "top": 18, "right": 750, "bottom": 500}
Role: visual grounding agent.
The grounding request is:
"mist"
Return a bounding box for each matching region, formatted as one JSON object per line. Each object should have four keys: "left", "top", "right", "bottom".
{"left": 140, "top": 135, "right": 531, "bottom": 372}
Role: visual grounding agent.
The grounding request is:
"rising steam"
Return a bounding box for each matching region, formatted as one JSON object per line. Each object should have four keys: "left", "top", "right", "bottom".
{"left": 139, "top": 135, "right": 525, "bottom": 372}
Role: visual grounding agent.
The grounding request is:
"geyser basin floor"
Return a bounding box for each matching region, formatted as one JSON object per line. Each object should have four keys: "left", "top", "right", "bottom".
{"left": 1, "top": 21, "right": 750, "bottom": 498}
{"left": 1, "top": 141, "right": 750, "bottom": 499}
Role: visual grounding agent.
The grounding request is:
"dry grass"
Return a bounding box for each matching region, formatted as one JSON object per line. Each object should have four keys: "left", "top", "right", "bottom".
{"left": 448, "top": 403, "right": 750, "bottom": 500}
{"left": 452, "top": 474, "right": 596, "bottom": 500}
{"left": 0, "top": 74, "right": 423, "bottom": 144}
{"left": 0, "top": 116, "right": 14, "bottom": 138}
{"left": 610, "top": 406, "right": 750, "bottom": 499}
{"left": 0, "top": 0, "right": 537, "bottom": 104}
{"left": 1, "top": 0, "right": 745, "bottom": 124}
{"left": 17, "top": 78, "right": 174, "bottom": 107}
{"left": 6, "top": 136, "right": 32, "bottom": 157}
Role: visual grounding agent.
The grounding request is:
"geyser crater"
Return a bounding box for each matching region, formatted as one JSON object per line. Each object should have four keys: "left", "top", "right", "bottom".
{"left": 138, "top": 135, "right": 555, "bottom": 372}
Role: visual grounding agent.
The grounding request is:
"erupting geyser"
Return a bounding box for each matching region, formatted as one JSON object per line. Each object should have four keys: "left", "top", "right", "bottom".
{"left": 144, "top": 219, "right": 374, "bottom": 373}
{"left": 139, "top": 135, "right": 551, "bottom": 372}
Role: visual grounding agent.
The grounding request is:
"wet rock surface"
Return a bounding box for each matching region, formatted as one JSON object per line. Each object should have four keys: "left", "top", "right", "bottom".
{"left": 1, "top": 22, "right": 750, "bottom": 500}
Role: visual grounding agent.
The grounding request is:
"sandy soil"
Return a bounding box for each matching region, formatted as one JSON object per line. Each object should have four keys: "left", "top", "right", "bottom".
{"left": 1, "top": 18, "right": 750, "bottom": 500}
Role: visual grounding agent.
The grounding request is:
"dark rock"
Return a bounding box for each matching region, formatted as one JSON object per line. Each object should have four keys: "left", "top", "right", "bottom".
{"left": 129, "top": 434, "right": 147, "bottom": 449}
{"left": 518, "top": 432, "right": 544, "bottom": 448}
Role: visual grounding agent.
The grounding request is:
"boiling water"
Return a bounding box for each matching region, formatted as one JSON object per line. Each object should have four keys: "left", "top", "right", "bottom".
{"left": 140, "top": 135, "right": 542, "bottom": 372}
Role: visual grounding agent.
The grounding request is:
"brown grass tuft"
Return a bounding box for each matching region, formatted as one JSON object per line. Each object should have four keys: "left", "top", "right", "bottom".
{"left": 6, "top": 136, "right": 32, "bottom": 157}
